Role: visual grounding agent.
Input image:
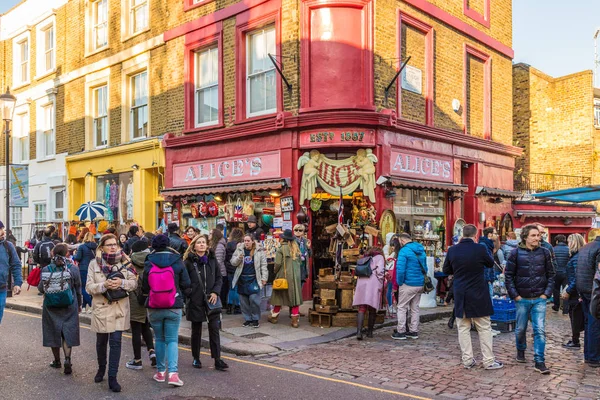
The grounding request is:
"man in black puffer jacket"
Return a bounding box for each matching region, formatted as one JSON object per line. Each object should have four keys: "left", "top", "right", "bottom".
{"left": 552, "top": 235, "right": 570, "bottom": 313}
{"left": 575, "top": 235, "right": 600, "bottom": 367}
{"left": 505, "top": 224, "right": 555, "bottom": 375}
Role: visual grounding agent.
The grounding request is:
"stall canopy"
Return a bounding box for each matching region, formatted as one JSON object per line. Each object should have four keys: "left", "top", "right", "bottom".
{"left": 532, "top": 185, "right": 600, "bottom": 203}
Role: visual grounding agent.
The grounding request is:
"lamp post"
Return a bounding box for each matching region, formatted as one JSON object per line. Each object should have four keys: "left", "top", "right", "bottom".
{"left": 0, "top": 87, "right": 17, "bottom": 297}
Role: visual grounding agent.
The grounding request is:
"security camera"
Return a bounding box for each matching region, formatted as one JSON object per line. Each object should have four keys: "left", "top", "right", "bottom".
{"left": 376, "top": 176, "right": 390, "bottom": 186}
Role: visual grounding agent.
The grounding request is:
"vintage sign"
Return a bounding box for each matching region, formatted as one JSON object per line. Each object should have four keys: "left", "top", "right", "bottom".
{"left": 298, "top": 149, "right": 378, "bottom": 203}
{"left": 401, "top": 65, "right": 422, "bottom": 95}
{"left": 173, "top": 151, "right": 281, "bottom": 188}
{"left": 299, "top": 129, "right": 375, "bottom": 148}
{"left": 390, "top": 149, "right": 453, "bottom": 183}
{"left": 9, "top": 164, "right": 29, "bottom": 208}
{"left": 393, "top": 205, "right": 445, "bottom": 216}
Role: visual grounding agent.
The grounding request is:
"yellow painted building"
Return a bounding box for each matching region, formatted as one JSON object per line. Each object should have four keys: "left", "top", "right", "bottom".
{"left": 66, "top": 138, "right": 165, "bottom": 231}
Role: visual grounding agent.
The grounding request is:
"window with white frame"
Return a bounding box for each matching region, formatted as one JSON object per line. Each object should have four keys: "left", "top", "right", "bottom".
{"left": 13, "top": 111, "right": 29, "bottom": 163}
{"left": 94, "top": 85, "right": 108, "bottom": 147}
{"left": 595, "top": 99, "right": 600, "bottom": 127}
{"left": 93, "top": 0, "right": 108, "bottom": 50}
{"left": 51, "top": 188, "right": 65, "bottom": 221}
{"left": 42, "top": 25, "right": 55, "bottom": 72}
{"left": 15, "top": 38, "right": 29, "bottom": 85}
{"left": 130, "top": 0, "right": 148, "bottom": 35}
{"left": 10, "top": 208, "right": 23, "bottom": 246}
{"left": 130, "top": 71, "right": 148, "bottom": 139}
{"left": 39, "top": 103, "right": 55, "bottom": 158}
{"left": 195, "top": 47, "right": 219, "bottom": 127}
{"left": 247, "top": 26, "right": 276, "bottom": 117}
{"left": 34, "top": 203, "right": 47, "bottom": 223}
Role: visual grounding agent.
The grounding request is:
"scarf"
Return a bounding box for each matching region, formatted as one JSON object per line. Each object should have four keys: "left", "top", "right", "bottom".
{"left": 52, "top": 255, "right": 69, "bottom": 267}
{"left": 96, "top": 251, "right": 125, "bottom": 276}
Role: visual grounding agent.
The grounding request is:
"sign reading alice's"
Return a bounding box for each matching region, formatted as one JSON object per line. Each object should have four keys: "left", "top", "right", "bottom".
{"left": 299, "top": 129, "right": 375, "bottom": 148}
{"left": 390, "top": 149, "right": 453, "bottom": 183}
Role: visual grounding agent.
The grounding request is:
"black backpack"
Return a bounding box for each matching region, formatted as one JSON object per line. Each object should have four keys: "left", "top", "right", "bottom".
{"left": 38, "top": 241, "right": 55, "bottom": 266}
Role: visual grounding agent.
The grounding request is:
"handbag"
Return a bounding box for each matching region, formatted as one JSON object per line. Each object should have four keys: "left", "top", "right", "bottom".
{"left": 355, "top": 256, "right": 373, "bottom": 278}
{"left": 407, "top": 247, "right": 434, "bottom": 294}
{"left": 198, "top": 263, "right": 222, "bottom": 317}
{"left": 102, "top": 268, "right": 129, "bottom": 303}
{"left": 273, "top": 250, "right": 289, "bottom": 290}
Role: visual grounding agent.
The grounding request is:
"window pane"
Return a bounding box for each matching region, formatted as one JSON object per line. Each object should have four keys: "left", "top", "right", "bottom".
{"left": 249, "top": 31, "right": 265, "bottom": 74}
{"left": 55, "top": 191, "right": 64, "bottom": 209}
{"left": 265, "top": 69, "right": 276, "bottom": 111}
{"left": 131, "top": 105, "right": 147, "bottom": 138}
{"left": 20, "top": 41, "right": 28, "bottom": 62}
{"left": 45, "top": 27, "right": 53, "bottom": 51}
{"left": 132, "top": 72, "right": 147, "bottom": 107}
{"left": 249, "top": 75, "right": 265, "bottom": 114}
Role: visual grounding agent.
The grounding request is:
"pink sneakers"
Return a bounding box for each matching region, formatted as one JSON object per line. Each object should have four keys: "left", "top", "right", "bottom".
{"left": 152, "top": 372, "right": 166, "bottom": 383}
{"left": 167, "top": 373, "right": 183, "bottom": 387}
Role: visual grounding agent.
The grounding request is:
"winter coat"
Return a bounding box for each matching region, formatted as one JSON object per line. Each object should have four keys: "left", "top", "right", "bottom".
{"left": 553, "top": 243, "right": 570, "bottom": 274}
{"left": 0, "top": 239, "right": 22, "bottom": 292}
{"left": 396, "top": 241, "right": 426, "bottom": 287}
{"left": 184, "top": 251, "right": 223, "bottom": 322}
{"left": 86, "top": 256, "right": 138, "bottom": 333}
{"left": 479, "top": 236, "right": 496, "bottom": 283}
{"left": 565, "top": 251, "right": 579, "bottom": 296}
{"left": 168, "top": 233, "right": 188, "bottom": 255}
{"left": 33, "top": 237, "right": 54, "bottom": 267}
{"left": 540, "top": 240, "right": 558, "bottom": 273}
{"left": 129, "top": 250, "right": 149, "bottom": 323}
{"left": 505, "top": 243, "right": 555, "bottom": 299}
{"left": 591, "top": 267, "right": 600, "bottom": 319}
{"left": 502, "top": 239, "right": 519, "bottom": 262}
{"left": 352, "top": 254, "right": 385, "bottom": 309}
{"left": 74, "top": 242, "right": 97, "bottom": 272}
{"left": 122, "top": 236, "right": 140, "bottom": 255}
{"left": 214, "top": 238, "right": 227, "bottom": 277}
{"left": 142, "top": 249, "right": 191, "bottom": 309}
{"left": 443, "top": 238, "right": 494, "bottom": 318}
{"left": 230, "top": 243, "right": 269, "bottom": 289}
{"left": 246, "top": 225, "right": 264, "bottom": 242}
{"left": 270, "top": 243, "right": 303, "bottom": 307}
{"left": 38, "top": 262, "right": 82, "bottom": 347}
{"left": 224, "top": 240, "right": 240, "bottom": 275}
{"left": 576, "top": 236, "right": 600, "bottom": 298}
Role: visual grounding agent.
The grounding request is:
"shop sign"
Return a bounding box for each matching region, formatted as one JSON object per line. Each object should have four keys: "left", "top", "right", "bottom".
{"left": 299, "top": 129, "right": 375, "bottom": 148}
{"left": 9, "top": 164, "right": 29, "bottom": 208}
{"left": 173, "top": 151, "right": 281, "bottom": 188}
{"left": 401, "top": 65, "right": 422, "bottom": 95}
{"left": 394, "top": 205, "right": 444, "bottom": 215}
{"left": 390, "top": 149, "right": 453, "bottom": 183}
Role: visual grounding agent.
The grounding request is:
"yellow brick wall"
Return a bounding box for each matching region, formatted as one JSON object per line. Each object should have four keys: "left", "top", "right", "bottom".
{"left": 399, "top": 24, "right": 426, "bottom": 124}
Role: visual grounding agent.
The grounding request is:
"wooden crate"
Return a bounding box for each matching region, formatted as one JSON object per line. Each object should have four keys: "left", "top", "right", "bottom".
{"left": 319, "top": 268, "right": 334, "bottom": 277}
{"left": 309, "top": 311, "right": 332, "bottom": 328}
{"left": 319, "top": 275, "right": 336, "bottom": 283}
{"left": 337, "top": 282, "right": 354, "bottom": 290}
{"left": 338, "top": 289, "right": 354, "bottom": 310}
{"left": 316, "top": 305, "right": 339, "bottom": 314}
{"left": 332, "top": 311, "right": 359, "bottom": 327}
{"left": 320, "top": 298, "right": 337, "bottom": 306}
{"left": 320, "top": 289, "right": 336, "bottom": 300}
{"left": 316, "top": 280, "right": 337, "bottom": 290}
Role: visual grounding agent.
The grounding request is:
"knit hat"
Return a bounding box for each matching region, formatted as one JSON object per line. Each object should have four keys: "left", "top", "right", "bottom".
{"left": 152, "top": 234, "right": 170, "bottom": 250}
{"left": 167, "top": 223, "right": 179, "bottom": 234}
{"left": 247, "top": 215, "right": 257, "bottom": 223}
{"left": 132, "top": 239, "right": 149, "bottom": 253}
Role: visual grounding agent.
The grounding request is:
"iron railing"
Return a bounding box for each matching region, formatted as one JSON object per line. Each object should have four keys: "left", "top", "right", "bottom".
{"left": 514, "top": 172, "right": 591, "bottom": 193}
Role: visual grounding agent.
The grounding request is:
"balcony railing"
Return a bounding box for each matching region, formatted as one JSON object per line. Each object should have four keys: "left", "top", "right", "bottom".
{"left": 514, "top": 172, "right": 592, "bottom": 193}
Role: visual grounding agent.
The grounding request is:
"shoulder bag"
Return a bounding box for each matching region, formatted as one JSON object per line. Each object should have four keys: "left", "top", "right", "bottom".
{"left": 199, "top": 262, "right": 222, "bottom": 317}
{"left": 409, "top": 249, "right": 434, "bottom": 294}
{"left": 273, "top": 250, "right": 289, "bottom": 290}
{"left": 103, "top": 266, "right": 129, "bottom": 303}
{"left": 355, "top": 256, "right": 373, "bottom": 278}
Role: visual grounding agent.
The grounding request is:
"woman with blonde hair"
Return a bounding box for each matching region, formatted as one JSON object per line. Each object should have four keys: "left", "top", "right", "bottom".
{"left": 74, "top": 232, "right": 97, "bottom": 313}
{"left": 562, "top": 233, "right": 586, "bottom": 349}
{"left": 268, "top": 229, "right": 304, "bottom": 328}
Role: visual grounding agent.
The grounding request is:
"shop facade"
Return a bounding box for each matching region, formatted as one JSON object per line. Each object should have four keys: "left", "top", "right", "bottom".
{"left": 66, "top": 138, "right": 165, "bottom": 232}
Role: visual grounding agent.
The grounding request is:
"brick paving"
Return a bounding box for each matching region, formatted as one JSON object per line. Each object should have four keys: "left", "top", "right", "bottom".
{"left": 256, "top": 309, "right": 600, "bottom": 399}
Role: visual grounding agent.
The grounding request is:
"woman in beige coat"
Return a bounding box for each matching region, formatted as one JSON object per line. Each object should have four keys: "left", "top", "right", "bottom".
{"left": 86, "top": 234, "right": 137, "bottom": 393}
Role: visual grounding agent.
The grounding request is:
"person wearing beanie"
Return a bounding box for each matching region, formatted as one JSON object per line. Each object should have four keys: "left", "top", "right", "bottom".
{"left": 143, "top": 234, "right": 191, "bottom": 387}
{"left": 167, "top": 223, "right": 188, "bottom": 255}
{"left": 126, "top": 239, "right": 156, "bottom": 371}
{"left": 0, "top": 220, "right": 22, "bottom": 324}
{"left": 245, "top": 215, "right": 264, "bottom": 242}
{"left": 123, "top": 225, "right": 143, "bottom": 256}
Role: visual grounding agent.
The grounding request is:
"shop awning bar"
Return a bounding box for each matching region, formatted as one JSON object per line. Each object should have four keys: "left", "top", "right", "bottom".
{"left": 161, "top": 179, "right": 289, "bottom": 198}
{"left": 531, "top": 185, "right": 600, "bottom": 203}
{"left": 475, "top": 186, "right": 521, "bottom": 198}
{"left": 390, "top": 178, "right": 468, "bottom": 192}
{"left": 514, "top": 210, "right": 597, "bottom": 219}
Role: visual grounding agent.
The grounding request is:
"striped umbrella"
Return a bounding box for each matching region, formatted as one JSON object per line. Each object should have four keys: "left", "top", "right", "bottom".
{"left": 75, "top": 201, "right": 108, "bottom": 221}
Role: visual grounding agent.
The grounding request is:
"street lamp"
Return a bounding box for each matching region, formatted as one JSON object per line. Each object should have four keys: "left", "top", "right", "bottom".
{"left": 0, "top": 87, "right": 16, "bottom": 297}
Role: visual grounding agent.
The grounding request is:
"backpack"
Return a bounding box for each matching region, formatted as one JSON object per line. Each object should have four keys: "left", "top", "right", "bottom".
{"left": 147, "top": 262, "right": 176, "bottom": 308}
{"left": 38, "top": 241, "right": 55, "bottom": 266}
{"left": 27, "top": 267, "right": 41, "bottom": 289}
{"left": 42, "top": 265, "right": 74, "bottom": 308}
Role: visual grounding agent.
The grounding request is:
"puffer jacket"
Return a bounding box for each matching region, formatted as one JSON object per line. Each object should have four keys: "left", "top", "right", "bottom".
{"left": 576, "top": 236, "right": 600, "bottom": 297}
{"left": 396, "top": 241, "right": 426, "bottom": 287}
{"left": 230, "top": 243, "right": 269, "bottom": 289}
{"left": 553, "top": 243, "right": 570, "bottom": 274}
{"left": 74, "top": 241, "right": 97, "bottom": 271}
{"left": 505, "top": 243, "right": 555, "bottom": 299}
{"left": 142, "top": 249, "right": 191, "bottom": 309}
{"left": 502, "top": 239, "right": 519, "bottom": 260}
{"left": 591, "top": 267, "right": 600, "bottom": 319}
{"left": 479, "top": 236, "right": 496, "bottom": 283}
{"left": 540, "top": 239, "right": 558, "bottom": 273}
{"left": 168, "top": 233, "right": 188, "bottom": 255}
{"left": 214, "top": 238, "right": 227, "bottom": 277}
{"left": 565, "top": 251, "right": 579, "bottom": 296}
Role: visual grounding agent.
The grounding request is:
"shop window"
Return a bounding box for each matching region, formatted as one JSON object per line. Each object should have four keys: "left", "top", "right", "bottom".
{"left": 51, "top": 188, "right": 65, "bottom": 221}
{"left": 34, "top": 203, "right": 47, "bottom": 223}
{"left": 94, "top": 85, "right": 108, "bottom": 147}
{"left": 130, "top": 71, "right": 148, "bottom": 140}
{"left": 195, "top": 47, "right": 219, "bottom": 127}
{"left": 11, "top": 208, "right": 23, "bottom": 246}
{"left": 13, "top": 111, "right": 29, "bottom": 163}
{"left": 96, "top": 172, "right": 135, "bottom": 223}
{"left": 246, "top": 25, "right": 276, "bottom": 117}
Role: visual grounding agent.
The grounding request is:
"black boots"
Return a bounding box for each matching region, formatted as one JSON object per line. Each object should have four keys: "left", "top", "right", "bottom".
{"left": 447, "top": 310, "right": 456, "bottom": 329}
{"left": 367, "top": 311, "right": 376, "bottom": 338}
{"left": 226, "top": 305, "right": 233, "bottom": 315}
{"left": 94, "top": 366, "right": 106, "bottom": 383}
{"left": 108, "top": 376, "right": 121, "bottom": 392}
{"left": 215, "top": 358, "right": 229, "bottom": 371}
{"left": 356, "top": 312, "right": 365, "bottom": 340}
{"left": 63, "top": 358, "right": 72, "bottom": 375}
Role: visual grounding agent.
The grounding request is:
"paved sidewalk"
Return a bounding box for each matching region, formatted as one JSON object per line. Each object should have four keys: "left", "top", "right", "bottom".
{"left": 7, "top": 286, "right": 451, "bottom": 356}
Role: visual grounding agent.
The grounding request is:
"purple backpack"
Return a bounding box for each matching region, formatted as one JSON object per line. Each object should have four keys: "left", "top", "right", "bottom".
{"left": 147, "top": 263, "right": 176, "bottom": 308}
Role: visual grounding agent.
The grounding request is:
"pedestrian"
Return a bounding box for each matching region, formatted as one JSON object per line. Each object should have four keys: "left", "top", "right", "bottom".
{"left": 352, "top": 246, "right": 385, "bottom": 340}
{"left": 38, "top": 243, "right": 82, "bottom": 375}
{"left": 478, "top": 227, "right": 497, "bottom": 296}
{"left": 34, "top": 227, "right": 56, "bottom": 269}
{"left": 505, "top": 224, "right": 555, "bottom": 374}
{"left": 293, "top": 224, "right": 311, "bottom": 317}
{"left": 123, "top": 226, "right": 143, "bottom": 255}
{"left": 268, "top": 229, "right": 304, "bottom": 328}
{"left": 118, "top": 234, "right": 128, "bottom": 249}
{"left": 245, "top": 215, "right": 264, "bottom": 241}
{"left": 562, "top": 233, "right": 586, "bottom": 349}
{"left": 591, "top": 266, "right": 600, "bottom": 320}
{"left": 126, "top": 239, "right": 156, "bottom": 370}
{"left": 183, "top": 235, "right": 228, "bottom": 371}
{"left": 392, "top": 233, "right": 426, "bottom": 340}
{"left": 445, "top": 276, "right": 456, "bottom": 329}
{"left": 210, "top": 229, "right": 228, "bottom": 317}
{"left": 183, "top": 226, "right": 198, "bottom": 246}
{"left": 552, "top": 234, "right": 570, "bottom": 313}
{"left": 443, "top": 224, "right": 504, "bottom": 370}
{"left": 167, "top": 223, "right": 188, "bottom": 255}
{"left": 143, "top": 234, "right": 191, "bottom": 387}
{"left": 0, "top": 220, "right": 22, "bottom": 324}
{"left": 86, "top": 234, "right": 138, "bottom": 392}
{"left": 502, "top": 232, "right": 519, "bottom": 264}
{"left": 534, "top": 223, "right": 559, "bottom": 286}
{"left": 383, "top": 233, "right": 398, "bottom": 316}
{"left": 231, "top": 234, "right": 268, "bottom": 328}
{"left": 225, "top": 228, "right": 243, "bottom": 315}
{"left": 73, "top": 232, "right": 97, "bottom": 313}
{"left": 575, "top": 228, "right": 600, "bottom": 368}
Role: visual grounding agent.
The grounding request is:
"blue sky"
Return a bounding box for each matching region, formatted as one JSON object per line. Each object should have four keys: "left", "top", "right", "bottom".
{"left": 0, "top": 0, "right": 596, "bottom": 80}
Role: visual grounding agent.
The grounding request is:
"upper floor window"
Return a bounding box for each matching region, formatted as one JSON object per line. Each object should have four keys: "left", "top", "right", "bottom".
{"left": 246, "top": 26, "right": 276, "bottom": 117}
{"left": 38, "top": 103, "right": 56, "bottom": 158}
{"left": 130, "top": 71, "right": 148, "bottom": 139}
{"left": 130, "top": 0, "right": 149, "bottom": 35}
{"left": 93, "top": 0, "right": 108, "bottom": 50}
{"left": 34, "top": 202, "right": 47, "bottom": 223}
{"left": 94, "top": 85, "right": 108, "bottom": 147}
{"left": 36, "top": 16, "right": 56, "bottom": 77}
{"left": 14, "top": 36, "right": 30, "bottom": 85}
{"left": 14, "top": 111, "right": 29, "bottom": 163}
{"left": 195, "top": 47, "right": 219, "bottom": 127}
{"left": 594, "top": 99, "right": 600, "bottom": 127}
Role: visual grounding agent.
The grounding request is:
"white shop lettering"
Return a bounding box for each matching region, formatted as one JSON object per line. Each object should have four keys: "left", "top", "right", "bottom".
{"left": 392, "top": 154, "right": 451, "bottom": 179}
{"left": 184, "top": 157, "right": 263, "bottom": 182}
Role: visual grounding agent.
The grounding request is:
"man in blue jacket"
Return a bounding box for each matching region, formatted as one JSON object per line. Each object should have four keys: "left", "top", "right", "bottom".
{"left": 0, "top": 220, "right": 23, "bottom": 324}
{"left": 392, "top": 233, "right": 425, "bottom": 340}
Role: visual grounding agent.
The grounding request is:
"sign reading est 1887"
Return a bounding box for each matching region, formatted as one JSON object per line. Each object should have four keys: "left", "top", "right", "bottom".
{"left": 299, "top": 129, "right": 375, "bottom": 148}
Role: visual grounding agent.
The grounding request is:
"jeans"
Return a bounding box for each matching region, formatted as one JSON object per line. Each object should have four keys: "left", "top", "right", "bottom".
{"left": 553, "top": 272, "right": 568, "bottom": 312}
{"left": 456, "top": 315, "right": 495, "bottom": 367}
{"left": 148, "top": 309, "right": 182, "bottom": 373}
{"left": 80, "top": 268, "right": 92, "bottom": 308}
{"left": 227, "top": 273, "right": 240, "bottom": 306}
{"left": 130, "top": 320, "right": 154, "bottom": 360}
{"left": 0, "top": 290, "right": 6, "bottom": 324}
{"left": 96, "top": 331, "right": 123, "bottom": 377}
{"left": 239, "top": 293, "right": 261, "bottom": 322}
{"left": 581, "top": 296, "right": 600, "bottom": 363}
{"left": 515, "top": 297, "right": 547, "bottom": 363}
